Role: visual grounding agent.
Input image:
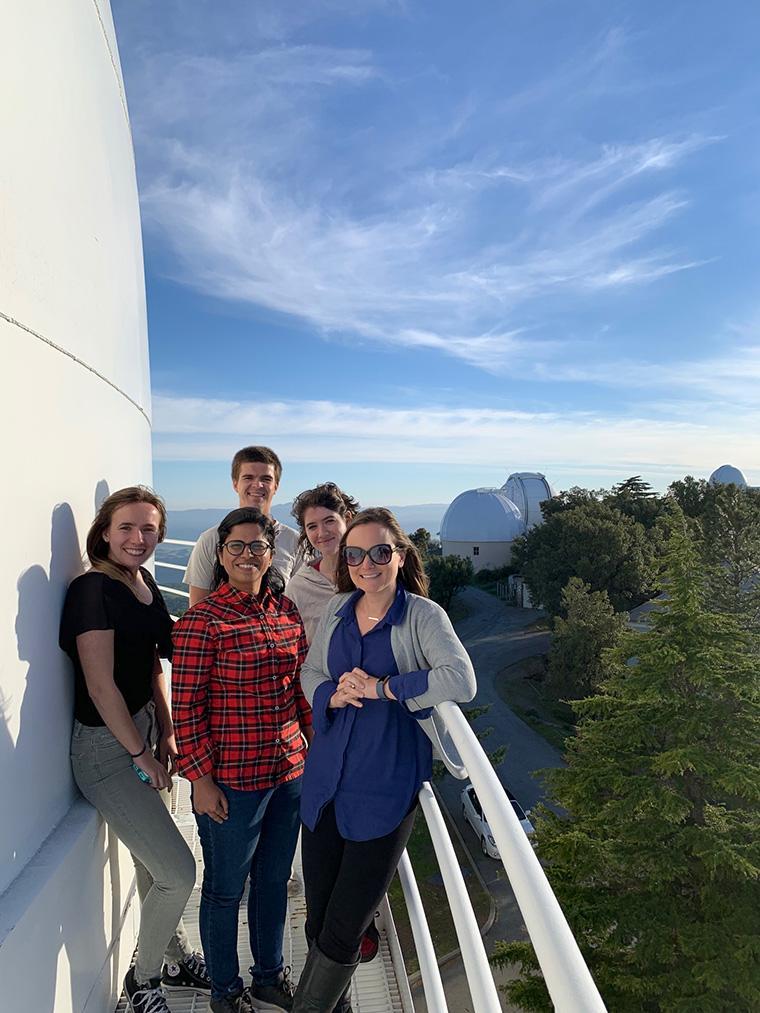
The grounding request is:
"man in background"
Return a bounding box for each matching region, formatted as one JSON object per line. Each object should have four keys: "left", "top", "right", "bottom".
{"left": 184, "top": 446, "right": 300, "bottom": 607}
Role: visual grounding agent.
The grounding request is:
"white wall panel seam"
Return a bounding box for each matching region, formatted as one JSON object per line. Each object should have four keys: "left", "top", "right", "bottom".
{"left": 1, "top": 310, "right": 151, "bottom": 426}
{"left": 89, "top": 0, "right": 130, "bottom": 128}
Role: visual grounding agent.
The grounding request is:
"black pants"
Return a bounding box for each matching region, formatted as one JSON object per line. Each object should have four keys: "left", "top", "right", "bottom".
{"left": 302, "top": 802, "right": 417, "bottom": 964}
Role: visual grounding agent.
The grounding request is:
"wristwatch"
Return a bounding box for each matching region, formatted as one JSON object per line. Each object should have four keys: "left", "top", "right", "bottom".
{"left": 376, "top": 677, "right": 390, "bottom": 700}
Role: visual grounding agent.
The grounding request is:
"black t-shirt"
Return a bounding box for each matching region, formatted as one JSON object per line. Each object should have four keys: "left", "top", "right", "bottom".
{"left": 59, "top": 568, "right": 173, "bottom": 726}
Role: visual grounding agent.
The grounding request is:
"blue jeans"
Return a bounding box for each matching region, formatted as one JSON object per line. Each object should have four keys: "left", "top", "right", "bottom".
{"left": 195, "top": 777, "right": 302, "bottom": 1000}
{"left": 71, "top": 705, "right": 196, "bottom": 983}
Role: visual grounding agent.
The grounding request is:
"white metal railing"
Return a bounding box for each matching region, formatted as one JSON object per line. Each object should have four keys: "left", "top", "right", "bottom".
{"left": 431, "top": 700, "right": 607, "bottom": 1013}
{"left": 396, "top": 852, "right": 449, "bottom": 1012}
{"left": 154, "top": 533, "right": 606, "bottom": 1012}
{"left": 155, "top": 538, "right": 193, "bottom": 607}
{"left": 417, "top": 783, "right": 502, "bottom": 1012}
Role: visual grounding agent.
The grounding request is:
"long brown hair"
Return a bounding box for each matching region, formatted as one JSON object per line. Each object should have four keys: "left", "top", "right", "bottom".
{"left": 86, "top": 486, "right": 167, "bottom": 588}
{"left": 291, "top": 482, "right": 360, "bottom": 558}
{"left": 335, "top": 507, "right": 429, "bottom": 597}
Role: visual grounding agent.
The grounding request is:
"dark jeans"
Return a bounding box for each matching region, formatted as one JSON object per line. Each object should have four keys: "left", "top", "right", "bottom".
{"left": 195, "top": 777, "right": 302, "bottom": 1000}
{"left": 302, "top": 801, "right": 417, "bottom": 965}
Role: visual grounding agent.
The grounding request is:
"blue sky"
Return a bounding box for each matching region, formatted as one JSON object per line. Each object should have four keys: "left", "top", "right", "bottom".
{"left": 112, "top": 0, "right": 760, "bottom": 509}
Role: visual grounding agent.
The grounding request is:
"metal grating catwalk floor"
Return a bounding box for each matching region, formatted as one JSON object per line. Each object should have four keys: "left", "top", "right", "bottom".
{"left": 115, "top": 779, "right": 409, "bottom": 1013}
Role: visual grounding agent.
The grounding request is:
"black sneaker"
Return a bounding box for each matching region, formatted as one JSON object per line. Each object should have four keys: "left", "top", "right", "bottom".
{"left": 161, "top": 951, "right": 211, "bottom": 993}
{"left": 123, "top": 966, "right": 171, "bottom": 1013}
{"left": 210, "top": 992, "right": 253, "bottom": 1013}
{"left": 246, "top": 966, "right": 295, "bottom": 1011}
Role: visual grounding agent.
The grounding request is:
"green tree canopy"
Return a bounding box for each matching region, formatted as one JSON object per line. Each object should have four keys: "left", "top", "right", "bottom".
{"left": 700, "top": 484, "right": 760, "bottom": 626}
{"left": 410, "top": 527, "right": 433, "bottom": 560}
{"left": 547, "top": 577, "right": 627, "bottom": 698}
{"left": 493, "top": 520, "right": 760, "bottom": 1012}
{"left": 426, "top": 554, "right": 473, "bottom": 612}
{"left": 605, "top": 475, "right": 664, "bottom": 530}
{"left": 667, "top": 475, "right": 715, "bottom": 518}
{"left": 512, "top": 500, "right": 656, "bottom": 616}
{"left": 540, "top": 485, "right": 604, "bottom": 520}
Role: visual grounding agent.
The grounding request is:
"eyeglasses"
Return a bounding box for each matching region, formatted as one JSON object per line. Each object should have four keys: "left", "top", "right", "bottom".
{"left": 222, "top": 540, "right": 272, "bottom": 558}
{"left": 343, "top": 543, "right": 399, "bottom": 567}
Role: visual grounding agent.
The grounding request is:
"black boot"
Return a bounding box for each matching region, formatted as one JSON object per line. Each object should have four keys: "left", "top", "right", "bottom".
{"left": 333, "top": 981, "right": 353, "bottom": 1013}
{"left": 292, "top": 945, "right": 358, "bottom": 1013}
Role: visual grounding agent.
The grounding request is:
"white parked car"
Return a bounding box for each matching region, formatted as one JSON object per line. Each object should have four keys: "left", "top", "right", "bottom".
{"left": 460, "top": 782, "right": 535, "bottom": 859}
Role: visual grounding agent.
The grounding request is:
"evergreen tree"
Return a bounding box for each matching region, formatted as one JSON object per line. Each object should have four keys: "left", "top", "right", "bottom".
{"left": 512, "top": 500, "right": 655, "bottom": 616}
{"left": 426, "top": 554, "right": 474, "bottom": 611}
{"left": 547, "top": 577, "right": 627, "bottom": 698}
{"left": 605, "top": 475, "right": 664, "bottom": 530}
{"left": 539, "top": 485, "right": 604, "bottom": 520}
{"left": 700, "top": 484, "right": 760, "bottom": 628}
{"left": 493, "top": 519, "right": 760, "bottom": 1012}
{"left": 410, "top": 527, "right": 433, "bottom": 560}
{"left": 667, "top": 475, "right": 715, "bottom": 519}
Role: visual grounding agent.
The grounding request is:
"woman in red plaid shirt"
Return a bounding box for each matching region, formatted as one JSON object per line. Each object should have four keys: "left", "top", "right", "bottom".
{"left": 172, "top": 507, "right": 313, "bottom": 1013}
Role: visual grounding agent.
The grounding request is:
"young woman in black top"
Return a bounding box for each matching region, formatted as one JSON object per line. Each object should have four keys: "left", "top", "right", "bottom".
{"left": 60, "top": 487, "right": 208, "bottom": 1013}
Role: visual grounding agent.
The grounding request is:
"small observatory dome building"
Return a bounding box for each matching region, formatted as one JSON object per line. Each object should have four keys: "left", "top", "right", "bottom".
{"left": 709, "top": 464, "right": 748, "bottom": 489}
{"left": 440, "top": 488, "right": 526, "bottom": 572}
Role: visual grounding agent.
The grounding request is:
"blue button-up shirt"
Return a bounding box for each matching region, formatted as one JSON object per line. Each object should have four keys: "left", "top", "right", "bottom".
{"left": 300, "top": 584, "right": 433, "bottom": 841}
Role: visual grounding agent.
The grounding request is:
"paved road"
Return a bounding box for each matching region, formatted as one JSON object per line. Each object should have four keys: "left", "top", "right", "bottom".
{"left": 412, "top": 587, "right": 562, "bottom": 1012}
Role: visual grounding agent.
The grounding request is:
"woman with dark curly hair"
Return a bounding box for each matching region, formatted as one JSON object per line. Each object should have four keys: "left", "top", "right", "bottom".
{"left": 285, "top": 483, "right": 359, "bottom": 644}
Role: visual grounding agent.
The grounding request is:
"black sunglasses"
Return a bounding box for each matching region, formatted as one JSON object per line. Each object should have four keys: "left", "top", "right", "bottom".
{"left": 342, "top": 543, "right": 399, "bottom": 567}
{"left": 222, "top": 540, "right": 273, "bottom": 558}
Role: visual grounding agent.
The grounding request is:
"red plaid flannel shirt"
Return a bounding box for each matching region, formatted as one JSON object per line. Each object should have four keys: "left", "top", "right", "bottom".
{"left": 172, "top": 582, "right": 312, "bottom": 790}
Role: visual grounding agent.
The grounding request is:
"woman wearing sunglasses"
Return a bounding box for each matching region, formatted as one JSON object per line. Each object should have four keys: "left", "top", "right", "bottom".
{"left": 287, "top": 485, "right": 383, "bottom": 969}
{"left": 286, "top": 483, "right": 360, "bottom": 644}
{"left": 291, "top": 507, "right": 476, "bottom": 1012}
{"left": 172, "top": 507, "right": 313, "bottom": 1013}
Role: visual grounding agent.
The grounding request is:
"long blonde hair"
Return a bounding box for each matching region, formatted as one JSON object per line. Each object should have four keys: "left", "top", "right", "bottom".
{"left": 86, "top": 486, "right": 166, "bottom": 589}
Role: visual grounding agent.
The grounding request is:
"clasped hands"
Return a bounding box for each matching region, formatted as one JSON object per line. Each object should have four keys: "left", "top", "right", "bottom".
{"left": 330, "top": 667, "right": 394, "bottom": 709}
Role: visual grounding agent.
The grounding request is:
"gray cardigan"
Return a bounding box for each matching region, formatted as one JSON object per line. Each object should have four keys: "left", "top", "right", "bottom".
{"left": 301, "top": 591, "right": 477, "bottom": 773}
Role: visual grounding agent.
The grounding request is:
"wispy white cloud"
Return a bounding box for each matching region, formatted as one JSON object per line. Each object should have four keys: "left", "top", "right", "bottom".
{"left": 543, "top": 343, "right": 760, "bottom": 406}
{"left": 152, "top": 393, "right": 759, "bottom": 484}
{"left": 124, "top": 17, "right": 718, "bottom": 375}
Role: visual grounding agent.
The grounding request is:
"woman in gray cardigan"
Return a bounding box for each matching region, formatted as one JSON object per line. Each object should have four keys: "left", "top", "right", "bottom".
{"left": 291, "top": 508, "right": 476, "bottom": 1012}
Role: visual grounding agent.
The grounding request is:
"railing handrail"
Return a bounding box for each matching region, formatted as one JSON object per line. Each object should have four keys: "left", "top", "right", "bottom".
{"left": 156, "top": 584, "right": 189, "bottom": 599}
{"left": 434, "top": 700, "right": 607, "bottom": 1013}
{"left": 417, "top": 783, "right": 502, "bottom": 1012}
{"left": 160, "top": 537, "right": 197, "bottom": 547}
{"left": 396, "top": 852, "right": 449, "bottom": 1012}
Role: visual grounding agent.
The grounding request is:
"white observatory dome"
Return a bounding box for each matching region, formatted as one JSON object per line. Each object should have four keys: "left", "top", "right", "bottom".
{"left": 440, "top": 488, "right": 525, "bottom": 542}
{"left": 709, "top": 464, "right": 747, "bottom": 488}
{"left": 501, "top": 472, "right": 555, "bottom": 528}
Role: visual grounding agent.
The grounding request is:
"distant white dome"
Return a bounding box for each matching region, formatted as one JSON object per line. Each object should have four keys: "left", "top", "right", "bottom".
{"left": 501, "top": 472, "right": 555, "bottom": 528}
{"left": 441, "top": 488, "right": 525, "bottom": 542}
{"left": 709, "top": 464, "right": 747, "bottom": 488}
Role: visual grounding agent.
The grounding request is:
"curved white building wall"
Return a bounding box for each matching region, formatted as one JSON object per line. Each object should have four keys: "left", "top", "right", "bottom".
{"left": 0, "top": 2, "right": 150, "bottom": 1010}
{"left": 441, "top": 541, "right": 517, "bottom": 572}
{"left": 502, "top": 472, "right": 555, "bottom": 529}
